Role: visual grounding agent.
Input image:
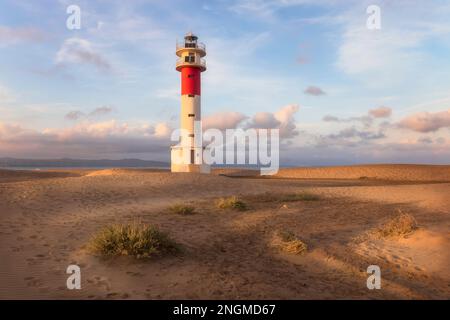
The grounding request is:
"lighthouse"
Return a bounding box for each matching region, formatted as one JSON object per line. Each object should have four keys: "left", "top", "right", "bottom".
{"left": 171, "top": 32, "right": 210, "bottom": 173}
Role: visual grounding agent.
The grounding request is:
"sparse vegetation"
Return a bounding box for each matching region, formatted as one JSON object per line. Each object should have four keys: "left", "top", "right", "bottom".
{"left": 216, "top": 196, "right": 247, "bottom": 211}
{"left": 89, "top": 223, "right": 179, "bottom": 259}
{"left": 280, "top": 192, "right": 320, "bottom": 202}
{"left": 276, "top": 230, "right": 308, "bottom": 255}
{"left": 169, "top": 204, "right": 196, "bottom": 215}
{"left": 375, "top": 211, "right": 418, "bottom": 238}
{"left": 279, "top": 230, "right": 297, "bottom": 242}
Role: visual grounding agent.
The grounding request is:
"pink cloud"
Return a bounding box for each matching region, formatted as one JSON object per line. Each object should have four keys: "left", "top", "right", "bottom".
{"left": 203, "top": 111, "right": 248, "bottom": 130}
{"left": 369, "top": 106, "right": 392, "bottom": 118}
{"left": 0, "top": 120, "right": 171, "bottom": 159}
{"left": 304, "top": 86, "right": 326, "bottom": 96}
{"left": 0, "top": 26, "right": 45, "bottom": 46}
{"left": 398, "top": 109, "right": 450, "bottom": 132}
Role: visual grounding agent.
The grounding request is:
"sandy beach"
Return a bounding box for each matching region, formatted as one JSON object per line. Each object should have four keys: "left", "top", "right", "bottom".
{"left": 0, "top": 165, "right": 449, "bottom": 299}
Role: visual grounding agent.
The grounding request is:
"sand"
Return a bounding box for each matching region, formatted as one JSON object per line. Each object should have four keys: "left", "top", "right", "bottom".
{"left": 275, "top": 164, "right": 450, "bottom": 181}
{"left": 0, "top": 165, "right": 448, "bottom": 299}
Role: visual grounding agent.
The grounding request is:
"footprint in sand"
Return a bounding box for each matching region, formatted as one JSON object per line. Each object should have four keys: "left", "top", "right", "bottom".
{"left": 87, "top": 275, "right": 111, "bottom": 291}
{"left": 26, "top": 278, "right": 44, "bottom": 288}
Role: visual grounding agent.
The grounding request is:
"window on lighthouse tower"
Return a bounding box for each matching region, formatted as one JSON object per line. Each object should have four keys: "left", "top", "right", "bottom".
{"left": 185, "top": 53, "right": 195, "bottom": 63}
{"left": 185, "top": 38, "right": 197, "bottom": 48}
{"left": 190, "top": 150, "right": 195, "bottom": 164}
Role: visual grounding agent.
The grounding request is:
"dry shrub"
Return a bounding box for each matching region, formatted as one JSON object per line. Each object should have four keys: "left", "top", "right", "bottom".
{"left": 216, "top": 196, "right": 247, "bottom": 211}
{"left": 275, "top": 230, "right": 308, "bottom": 255}
{"left": 375, "top": 211, "right": 418, "bottom": 238}
{"left": 89, "top": 223, "right": 179, "bottom": 259}
{"left": 169, "top": 204, "right": 196, "bottom": 215}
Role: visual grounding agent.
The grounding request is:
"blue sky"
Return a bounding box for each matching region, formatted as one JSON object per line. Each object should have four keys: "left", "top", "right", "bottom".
{"left": 1, "top": 0, "right": 450, "bottom": 165}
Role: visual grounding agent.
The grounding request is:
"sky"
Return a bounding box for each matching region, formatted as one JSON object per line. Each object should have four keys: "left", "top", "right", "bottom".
{"left": 1, "top": 0, "right": 450, "bottom": 165}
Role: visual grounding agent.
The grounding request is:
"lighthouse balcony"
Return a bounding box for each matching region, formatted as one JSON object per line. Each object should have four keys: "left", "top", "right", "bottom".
{"left": 176, "top": 41, "right": 206, "bottom": 57}
{"left": 176, "top": 57, "right": 206, "bottom": 71}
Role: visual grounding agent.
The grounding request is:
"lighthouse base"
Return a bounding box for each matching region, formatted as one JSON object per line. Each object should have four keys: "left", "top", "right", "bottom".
{"left": 170, "top": 146, "right": 210, "bottom": 174}
{"left": 171, "top": 163, "right": 210, "bottom": 174}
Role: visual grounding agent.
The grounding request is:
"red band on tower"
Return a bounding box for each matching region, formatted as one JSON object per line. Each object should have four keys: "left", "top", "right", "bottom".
{"left": 181, "top": 67, "right": 201, "bottom": 96}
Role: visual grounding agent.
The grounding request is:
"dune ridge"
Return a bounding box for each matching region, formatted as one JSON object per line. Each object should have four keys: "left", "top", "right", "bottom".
{"left": 275, "top": 164, "right": 450, "bottom": 181}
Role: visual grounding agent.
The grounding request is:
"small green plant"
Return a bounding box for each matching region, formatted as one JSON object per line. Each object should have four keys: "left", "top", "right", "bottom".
{"left": 89, "top": 223, "right": 179, "bottom": 259}
{"left": 277, "top": 230, "right": 308, "bottom": 255}
{"left": 169, "top": 204, "right": 196, "bottom": 215}
{"left": 281, "top": 192, "right": 320, "bottom": 202}
{"left": 216, "top": 196, "right": 247, "bottom": 211}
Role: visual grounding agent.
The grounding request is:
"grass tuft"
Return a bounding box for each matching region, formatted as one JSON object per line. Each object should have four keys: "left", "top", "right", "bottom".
{"left": 88, "top": 223, "right": 179, "bottom": 259}
{"left": 169, "top": 204, "right": 196, "bottom": 215}
{"left": 276, "top": 230, "right": 308, "bottom": 255}
{"left": 279, "top": 230, "right": 297, "bottom": 242}
{"left": 216, "top": 196, "right": 247, "bottom": 211}
{"left": 375, "top": 211, "right": 418, "bottom": 238}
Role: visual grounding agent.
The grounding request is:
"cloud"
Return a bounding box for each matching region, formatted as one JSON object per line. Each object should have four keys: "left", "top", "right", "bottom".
{"left": 337, "top": 26, "right": 420, "bottom": 76}
{"left": 89, "top": 106, "right": 114, "bottom": 117}
{"left": 231, "top": 32, "right": 271, "bottom": 56}
{"left": 202, "top": 105, "right": 300, "bottom": 139}
{"left": 398, "top": 109, "right": 450, "bottom": 133}
{"left": 304, "top": 86, "right": 326, "bottom": 96}
{"left": 323, "top": 106, "right": 392, "bottom": 127}
{"left": 56, "top": 38, "right": 111, "bottom": 72}
{"left": 0, "top": 120, "right": 171, "bottom": 159}
{"left": 65, "top": 106, "right": 114, "bottom": 121}
{"left": 65, "top": 111, "right": 85, "bottom": 121}
{"left": 326, "top": 127, "right": 385, "bottom": 141}
{"left": 89, "top": 14, "right": 166, "bottom": 45}
{"left": 51, "top": 120, "right": 130, "bottom": 139}
{"left": 274, "top": 104, "right": 300, "bottom": 138}
{"left": 247, "top": 112, "right": 281, "bottom": 128}
{"left": 322, "top": 114, "right": 373, "bottom": 127}
{"left": 203, "top": 111, "right": 248, "bottom": 130}
{"left": 0, "top": 122, "right": 28, "bottom": 138}
{"left": 323, "top": 115, "right": 339, "bottom": 122}
{"left": 417, "top": 137, "right": 433, "bottom": 144}
{"left": 281, "top": 138, "right": 450, "bottom": 166}
{"left": 0, "top": 26, "right": 45, "bottom": 46}
{"left": 153, "top": 122, "right": 172, "bottom": 138}
{"left": 229, "top": 0, "right": 333, "bottom": 20}
{"left": 335, "top": 2, "right": 450, "bottom": 87}
{"left": 369, "top": 106, "right": 392, "bottom": 118}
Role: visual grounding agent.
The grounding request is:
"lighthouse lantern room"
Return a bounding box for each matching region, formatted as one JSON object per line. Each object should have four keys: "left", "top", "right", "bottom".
{"left": 171, "top": 32, "right": 210, "bottom": 173}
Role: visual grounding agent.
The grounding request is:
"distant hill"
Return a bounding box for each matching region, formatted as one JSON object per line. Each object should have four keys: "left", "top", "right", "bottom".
{"left": 0, "top": 158, "right": 169, "bottom": 168}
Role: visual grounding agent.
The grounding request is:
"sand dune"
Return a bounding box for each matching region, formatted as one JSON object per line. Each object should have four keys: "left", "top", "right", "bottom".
{"left": 0, "top": 165, "right": 449, "bottom": 299}
{"left": 275, "top": 164, "right": 450, "bottom": 181}
{"left": 0, "top": 169, "right": 81, "bottom": 183}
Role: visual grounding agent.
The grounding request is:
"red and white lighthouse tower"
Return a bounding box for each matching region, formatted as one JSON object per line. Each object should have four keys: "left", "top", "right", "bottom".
{"left": 171, "top": 32, "right": 210, "bottom": 173}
